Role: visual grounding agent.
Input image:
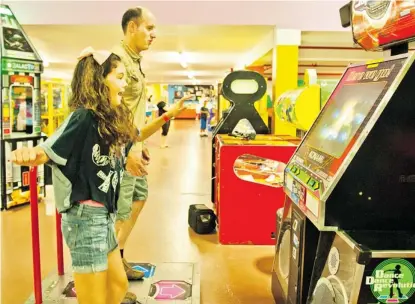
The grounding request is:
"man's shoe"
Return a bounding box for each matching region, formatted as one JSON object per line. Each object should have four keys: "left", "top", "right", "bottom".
{"left": 123, "top": 258, "right": 145, "bottom": 280}
{"left": 121, "top": 291, "right": 137, "bottom": 304}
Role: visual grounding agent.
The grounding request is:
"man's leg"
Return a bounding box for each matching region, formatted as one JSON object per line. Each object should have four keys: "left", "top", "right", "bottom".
{"left": 116, "top": 173, "right": 145, "bottom": 280}
{"left": 116, "top": 176, "right": 149, "bottom": 280}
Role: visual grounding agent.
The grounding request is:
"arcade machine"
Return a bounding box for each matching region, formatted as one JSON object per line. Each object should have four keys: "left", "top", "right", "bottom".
{"left": 0, "top": 4, "right": 46, "bottom": 210}
{"left": 271, "top": 69, "right": 321, "bottom": 302}
{"left": 274, "top": 69, "right": 321, "bottom": 138}
{"left": 212, "top": 71, "right": 300, "bottom": 245}
{"left": 40, "top": 79, "right": 70, "bottom": 136}
{"left": 211, "top": 70, "right": 269, "bottom": 205}
{"left": 272, "top": 1, "right": 415, "bottom": 303}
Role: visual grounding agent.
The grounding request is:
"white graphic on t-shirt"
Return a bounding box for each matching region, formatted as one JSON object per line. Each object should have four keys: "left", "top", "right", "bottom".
{"left": 120, "top": 169, "right": 124, "bottom": 183}
{"left": 93, "top": 144, "right": 121, "bottom": 193}
{"left": 92, "top": 144, "right": 109, "bottom": 166}
{"left": 97, "top": 170, "right": 114, "bottom": 193}
{"left": 112, "top": 171, "right": 118, "bottom": 191}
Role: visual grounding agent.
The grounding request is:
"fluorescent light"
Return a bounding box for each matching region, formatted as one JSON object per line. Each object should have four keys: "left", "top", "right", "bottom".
{"left": 179, "top": 52, "right": 188, "bottom": 69}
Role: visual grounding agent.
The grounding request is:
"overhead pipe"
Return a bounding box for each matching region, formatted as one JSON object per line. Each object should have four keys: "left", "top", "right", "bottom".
{"left": 299, "top": 45, "right": 415, "bottom": 51}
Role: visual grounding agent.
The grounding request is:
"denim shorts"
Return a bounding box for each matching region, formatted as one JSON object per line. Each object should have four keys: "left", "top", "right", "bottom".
{"left": 61, "top": 203, "right": 118, "bottom": 273}
{"left": 116, "top": 173, "right": 148, "bottom": 221}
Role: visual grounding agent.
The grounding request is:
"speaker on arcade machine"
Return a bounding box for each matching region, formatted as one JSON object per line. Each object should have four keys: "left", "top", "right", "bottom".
{"left": 308, "top": 230, "right": 415, "bottom": 304}
{"left": 211, "top": 71, "right": 269, "bottom": 205}
{"left": 272, "top": 201, "right": 292, "bottom": 303}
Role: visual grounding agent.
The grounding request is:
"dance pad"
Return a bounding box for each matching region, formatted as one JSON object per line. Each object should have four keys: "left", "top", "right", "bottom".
{"left": 25, "top": 262, "right": 200, "bottom": 303}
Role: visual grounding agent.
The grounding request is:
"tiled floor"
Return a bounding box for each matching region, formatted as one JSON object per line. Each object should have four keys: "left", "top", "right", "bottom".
{"left": 1, "top": 119, "right": 276, "bottom": 304}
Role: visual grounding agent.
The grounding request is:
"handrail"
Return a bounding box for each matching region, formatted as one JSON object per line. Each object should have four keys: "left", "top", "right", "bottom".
{"left": 30, "top": 166, "right": 64, "bottom": 303}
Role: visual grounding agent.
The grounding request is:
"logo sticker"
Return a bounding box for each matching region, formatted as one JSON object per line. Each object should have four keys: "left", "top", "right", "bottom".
{"left": 366, "top": 259, "right": 415, "bottom": 303}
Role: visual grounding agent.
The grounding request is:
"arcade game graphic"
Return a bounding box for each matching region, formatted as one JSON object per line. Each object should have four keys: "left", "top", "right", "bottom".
{"left": 3, "top": 27, "right": 34, "bottom": 53}
{"left": 233, "top": 154, "right": 286, "bottom": 188}
{"left": 352, "top": 0, "right": 415, "bottom": 51}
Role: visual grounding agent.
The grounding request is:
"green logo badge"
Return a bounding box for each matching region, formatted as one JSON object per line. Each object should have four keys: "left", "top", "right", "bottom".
{"left": 366, "top": 259, "right": 415, "bottom": 303}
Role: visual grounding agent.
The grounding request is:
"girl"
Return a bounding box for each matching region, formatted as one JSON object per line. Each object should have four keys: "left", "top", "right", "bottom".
{"left": 11, "top": 47, "right": 189, "bottom": 304}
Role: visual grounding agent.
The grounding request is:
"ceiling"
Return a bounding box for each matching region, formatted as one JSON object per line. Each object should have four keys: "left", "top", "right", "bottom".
{"left": 23, "top": 24, "right": 275, "bottom": 84}
{"left": 252, "top": 31, "right": 415, "bottom": 79}
{"left": 8, "top": 1, "right": 414, "bottom": 85}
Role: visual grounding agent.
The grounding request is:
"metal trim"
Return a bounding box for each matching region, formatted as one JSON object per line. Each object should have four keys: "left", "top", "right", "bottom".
{"left": 371, "top": 251, "right": 415, "bottom": 258}
{"left": 349, "top": 264, "right": 365, "bottom": 303}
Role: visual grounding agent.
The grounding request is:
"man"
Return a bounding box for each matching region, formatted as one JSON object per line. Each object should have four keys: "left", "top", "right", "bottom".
{"left": 111, "top": 6, "right": 156, "bottom": 303}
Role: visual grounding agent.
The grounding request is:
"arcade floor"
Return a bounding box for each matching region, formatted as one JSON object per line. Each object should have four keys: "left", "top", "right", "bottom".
{"left": 1, "top": 120, "right": 276, "bottom": 304}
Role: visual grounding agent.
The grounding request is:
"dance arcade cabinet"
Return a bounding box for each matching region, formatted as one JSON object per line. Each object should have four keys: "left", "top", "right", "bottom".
{"left": 214, "top": 134, "right": 299, "bottom": 245}
{"left": 0, "top": 4, "right": 46, "bottom": 209}
{"left": 308, "top": 230, "right": 415, "bottom": 304}
{"left": 284, "top": 52, "right": 415, "bottom": 232}
{"left": 211, "top": 70, "right": 269, "bottom": 204}
{"left": 277, "top": 54, "right": 415, "bottom": 304}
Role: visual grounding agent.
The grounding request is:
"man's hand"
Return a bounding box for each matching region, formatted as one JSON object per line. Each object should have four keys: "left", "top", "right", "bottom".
{"left": 168, "top": 95, "right": 192, "bottom": 117}
{"left": 126, "top": 151, "right": 148, "bottom": 177}
{"left": 142, "top": 147, "right": 150, "bottom": 163}
{"left": 11, "top": 146, "right": 48, "bottom": 167}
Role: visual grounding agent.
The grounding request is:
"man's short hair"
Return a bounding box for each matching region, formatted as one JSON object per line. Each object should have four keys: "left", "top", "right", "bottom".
{"left": 121, "top": 7, "right": 143, "bottom": 33}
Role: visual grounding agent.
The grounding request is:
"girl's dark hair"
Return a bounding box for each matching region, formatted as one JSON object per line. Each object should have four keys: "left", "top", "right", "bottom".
{"left": 69, "top": 53, "right": 138, "bottom": 152}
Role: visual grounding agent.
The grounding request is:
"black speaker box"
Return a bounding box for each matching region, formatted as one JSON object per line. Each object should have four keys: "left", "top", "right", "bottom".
{"left": 188, "top": 204, "right": 216, "bottom": 234}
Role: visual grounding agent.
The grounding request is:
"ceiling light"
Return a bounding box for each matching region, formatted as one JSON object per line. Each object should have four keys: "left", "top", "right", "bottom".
{"left": 179, "top": 52, "right": 188, "bottom": 69}
{"left": 187, "top": 71, "right": 194, "bottom": 79}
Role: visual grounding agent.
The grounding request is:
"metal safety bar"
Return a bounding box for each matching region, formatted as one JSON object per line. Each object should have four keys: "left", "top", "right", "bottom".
{"left": 29, "top": 166, "right": 64, "bottom": 303}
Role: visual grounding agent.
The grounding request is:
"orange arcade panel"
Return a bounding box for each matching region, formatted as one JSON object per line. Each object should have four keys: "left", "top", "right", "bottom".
{"left": 214, "top": 134, "right": 299, "bottom": 245}
{"left": 352, "top": 0, "right": 415, "bottom": 51}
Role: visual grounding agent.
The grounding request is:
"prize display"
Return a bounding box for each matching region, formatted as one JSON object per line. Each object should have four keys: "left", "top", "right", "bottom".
{"left": 0, "top": 4, "right": 46, "bottom": 209}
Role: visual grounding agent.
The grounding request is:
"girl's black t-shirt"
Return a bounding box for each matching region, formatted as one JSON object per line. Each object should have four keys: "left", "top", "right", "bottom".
{"left": 40, "top": 108, "right": 130, "bottom": 213}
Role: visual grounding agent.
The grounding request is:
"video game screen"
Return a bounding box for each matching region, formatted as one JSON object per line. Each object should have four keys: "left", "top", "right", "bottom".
{"left": 292, "top": 56, "right": 407, "bottom": 180}
{"left": 304, "top": 81, "right": 386, "bottom": 159}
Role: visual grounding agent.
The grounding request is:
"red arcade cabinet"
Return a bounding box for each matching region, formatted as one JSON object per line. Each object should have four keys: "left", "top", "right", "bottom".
{"left": 214, "top": 134, "right": 299, "bottom": 245}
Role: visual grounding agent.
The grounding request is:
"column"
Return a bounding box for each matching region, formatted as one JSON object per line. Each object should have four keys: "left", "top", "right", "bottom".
{"left": 272, "top": 29, "right": 301, "bottom": 135}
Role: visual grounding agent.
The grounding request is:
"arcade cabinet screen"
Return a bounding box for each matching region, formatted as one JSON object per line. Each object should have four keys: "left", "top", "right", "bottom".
{"left": 304, "top": 81, "right": 386, "bottom": 159}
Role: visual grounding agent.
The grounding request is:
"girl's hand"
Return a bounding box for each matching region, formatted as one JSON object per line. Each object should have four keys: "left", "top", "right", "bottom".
{"left": 11, "top": 146, "right": 48, "bottom": 166}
